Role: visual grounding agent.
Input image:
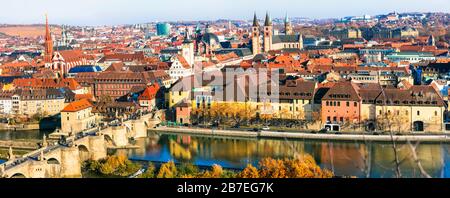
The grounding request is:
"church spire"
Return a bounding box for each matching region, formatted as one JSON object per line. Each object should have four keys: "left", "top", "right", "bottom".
{"left": 45, "top": 14, "right": 52, "bottom": 41}
{"left": 264, "top": 11, "right": 272, "bottom": 26}
{"left": 284, "top": 12, "right": 293, "bottom": 35}
{"left": 44, "top": 13, "right": 53, "bottom": 58}
{"left": 252, "top": 12, "right": 259, "bottom": 27}
{"left": 285, "top": 12, "right": 289, "bottom": 23}
{"left": 183, "top": 26, "right": 192, "bottom": 43}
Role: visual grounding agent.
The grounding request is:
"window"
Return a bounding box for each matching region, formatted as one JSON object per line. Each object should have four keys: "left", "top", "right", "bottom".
{"left": 326, "top": 101, "right": 329, "bottom": 106}
{"left": 417, "top": 111, "right": 420, "bottom": 116}
{"left": 354, "top": 102, "right": 357, "bottom": 107}
{"left": 346, "top": 102, "right": 349, "bottom": 107}
{"left": 327, "top": 116, "right": 330, "bottom": 121}
{"left": 340, "top": 117, "right": 344, "bottom": 122}
{"left": 435, "top": 111, "right": 438, "bottom": 116}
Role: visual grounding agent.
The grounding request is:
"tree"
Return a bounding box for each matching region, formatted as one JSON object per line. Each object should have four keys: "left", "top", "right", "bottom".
{"left": 257, "top": 155, "right": 333, "bottom": 178}
{"left": 98, "top": 94, "right": 113, "bottom": 103}
{"left": 238, "top": 164, "right": 259, "bottom": 178}
{"left": 285, "top": 155, "right": 333, "bottom": 178}
{"left": 98, "top": 154, "right": 140, "bottom": 176}
{"left": 177, "top": 163, "right": 200, "bottom": 178}
{"left": 199, "top": 164, "right": 224, "bottom": 178}
{"left": 139, "top": 162, "right": 156, "bottom": 178}
{"left": 258, "top": 158, "right": 288, "bottom": 178}
{"left": 157, "top": 161, "right": 177, "bottom": 178}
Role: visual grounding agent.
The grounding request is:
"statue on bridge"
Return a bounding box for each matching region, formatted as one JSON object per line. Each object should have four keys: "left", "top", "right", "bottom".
{"left": 39, "top": 150, "right": 44, "bottom": 161}
{"left": 42, "top": 135, "right": 48, "bottom": 148}
{"left": 8, "top": 147, "right": 15, "bottom": 160}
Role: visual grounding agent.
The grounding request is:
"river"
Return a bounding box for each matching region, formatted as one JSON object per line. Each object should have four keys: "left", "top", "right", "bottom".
{"left": 2, "top": 130, "right": 450, "bottom": 178}
{"left": 0, "top": 129, "right": 52, "bottom": 141}
{"left": 115, "top": 132, "right": 450, "bottom": 178}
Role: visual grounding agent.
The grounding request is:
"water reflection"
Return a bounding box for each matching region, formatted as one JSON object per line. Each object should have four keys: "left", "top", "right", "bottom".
{"left": 0, "top": 130, "right": 52, "bottom": 141}
{"left": 121, "top": 132, "right": 450, "bottom": 178}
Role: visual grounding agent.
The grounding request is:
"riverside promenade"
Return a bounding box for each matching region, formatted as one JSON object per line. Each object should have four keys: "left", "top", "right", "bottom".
{"left": 150, "top": 126, "right": 450, "bottom": 143}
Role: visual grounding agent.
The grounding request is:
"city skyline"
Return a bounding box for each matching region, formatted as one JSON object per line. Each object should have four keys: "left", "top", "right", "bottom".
{"left": 0, "top": 0, "right": 449, "bottom": 26}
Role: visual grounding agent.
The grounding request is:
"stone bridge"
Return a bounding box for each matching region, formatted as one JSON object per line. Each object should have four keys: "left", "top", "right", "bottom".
{"left": 0, "top": 132, "right": 106, "bottom": 178}
{"left": 100, "top": 111, "right": 161, "bottom": 148}
{"left": 0, "top": 110, "right": 163, "bottom": 178}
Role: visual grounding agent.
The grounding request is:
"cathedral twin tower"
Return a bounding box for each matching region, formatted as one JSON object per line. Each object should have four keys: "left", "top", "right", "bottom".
{"left": 252, "top": 12, "right": 302, "bottom": 55}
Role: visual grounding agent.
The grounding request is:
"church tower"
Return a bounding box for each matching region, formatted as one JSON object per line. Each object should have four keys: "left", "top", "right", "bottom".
{"left": 251, "top": 12, "right": 261, "bottom": 55}
{"left": 263, "top": 12, "right": 273, "bottom": 52}
{"left": 299, "top": 33, "right": 304, "bottom": 50}
{"left": 182, "top": 27, "right": 195, "bottom": 67}
{"left": 285, "top": 13, "right": 293, "bottom": 35}
{"left": 44, "top": 14, "right": 53, "bottom": 66}
{"left": 428, "top": 35, "right": 435, "bottom": 46}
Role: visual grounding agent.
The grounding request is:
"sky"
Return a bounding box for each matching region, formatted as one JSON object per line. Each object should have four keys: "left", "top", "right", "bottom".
{"left": 0, "top": 0, "right": 449, "bottom": 26}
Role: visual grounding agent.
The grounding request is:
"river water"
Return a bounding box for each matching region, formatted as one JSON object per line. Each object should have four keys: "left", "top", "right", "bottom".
{"left": 0, "top": 130, "right": 52, "bottom": 141}
{"left": 2, "top": 130, "right": 450, "bottom": 178}
{"left": 116, "top": 132, "right": 450, "bottom": 178}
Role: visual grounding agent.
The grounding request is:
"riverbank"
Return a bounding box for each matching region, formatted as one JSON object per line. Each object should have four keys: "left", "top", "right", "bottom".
{"left": 0, "top": 123, "right": 40, "bottom": 131}
{"left": 150, "top": 126, "right": 450, "bottom": 143}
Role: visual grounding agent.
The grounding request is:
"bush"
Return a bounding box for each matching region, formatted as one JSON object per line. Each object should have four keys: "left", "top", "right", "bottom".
{"left": 157, "top": 161, "right": 177, "bottom": 178}
{"left": 139, "top": 162, "right": 156, "bottom": 178}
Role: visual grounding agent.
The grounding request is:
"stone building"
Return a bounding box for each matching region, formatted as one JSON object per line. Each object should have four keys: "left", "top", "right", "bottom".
{"left": 61, "top": 99, "right": 96, "bottom": 134}
{"left": 251, "top": 12, "right": 303, "bottom": 55}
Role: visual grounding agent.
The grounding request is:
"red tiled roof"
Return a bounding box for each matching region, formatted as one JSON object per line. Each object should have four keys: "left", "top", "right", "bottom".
{"left": 175, "top": 55, "right": 190, "bottom": 69}
{"left": 138, "top": 83, "right": 160, "bottom": 100}
{"left": 62, "top": 99, "right": 93, "bottom": 112}
{"left": 12, "top": 78, "right": 82, "bottom": 90}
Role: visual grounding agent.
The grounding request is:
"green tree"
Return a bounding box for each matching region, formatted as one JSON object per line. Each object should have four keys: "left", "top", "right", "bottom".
{"left": 139, "top": 162, "right": 156, "bottom": 178}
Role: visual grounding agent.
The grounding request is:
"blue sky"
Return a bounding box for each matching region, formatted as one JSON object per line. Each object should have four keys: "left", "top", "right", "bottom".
{"left": 0, "top": 0, "right": 448, "bottom": 25}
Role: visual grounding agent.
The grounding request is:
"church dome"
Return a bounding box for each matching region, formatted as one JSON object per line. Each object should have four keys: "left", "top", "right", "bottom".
{"left": 201, "top": 33, "right": 219, "bottom": 46}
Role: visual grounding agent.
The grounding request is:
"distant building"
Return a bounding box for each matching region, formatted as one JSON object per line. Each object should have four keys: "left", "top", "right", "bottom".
{"left": 10, "top": 88, "right": 66, "bottom": 116}
{"left": 156, "top": 23, "right": 171, "bottom": 36}
{"left": 386, "top": 52, "right": 436, "bottom": 63}
{"left": 251, "top": 12, "right": 303, "bottom": 55}
{"left": 330, "top": 27, "right": 362, "bottom": 40}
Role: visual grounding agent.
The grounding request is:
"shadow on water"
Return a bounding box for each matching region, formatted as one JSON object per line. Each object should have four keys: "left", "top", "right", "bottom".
{"left": 39, "top": 114, "right": 61, "bottom": 131}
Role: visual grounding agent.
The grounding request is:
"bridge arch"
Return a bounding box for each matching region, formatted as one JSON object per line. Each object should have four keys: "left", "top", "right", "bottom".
{"left": 78, "top": 144, "right": 90, "bottom": 162}
{"left": 413, "top": 121, "right": 424, "bottom": 132}
{"left": 10, "top": 172, "right": 27, "bottom": 178}
{"left": 47, "top": 158, "right": 60, "bottom": 164}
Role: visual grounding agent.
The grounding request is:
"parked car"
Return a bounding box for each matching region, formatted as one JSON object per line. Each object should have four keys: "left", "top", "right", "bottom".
{"left": 323, "top": 123, "right": 340, "bottom": 132}
{"left": 250, "top": 128, "right": 260, "bottom": 132}
{"left": 261, "top": 126, "right": 270, "bottom": 130}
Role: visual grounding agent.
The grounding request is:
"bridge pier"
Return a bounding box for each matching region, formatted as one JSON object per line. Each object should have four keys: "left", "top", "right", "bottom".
{"left": 28, "top": 161, "right": 46, "bottom": 178}
{"left": 88, "top": 135, "right": 107, "bottom": 160}
{"left": 60, "top": 146, "right": 81, "bottom": 178}
{"left": 129, "top": 120, "right": 148, "bottom": 138}
{"left": 111, "top": 126, "right": 128, "bottom": 147}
